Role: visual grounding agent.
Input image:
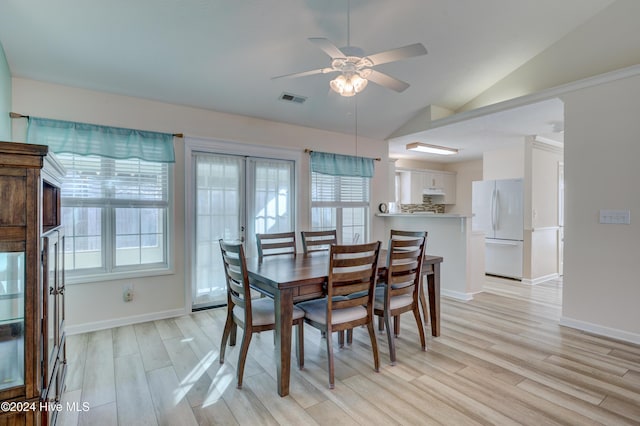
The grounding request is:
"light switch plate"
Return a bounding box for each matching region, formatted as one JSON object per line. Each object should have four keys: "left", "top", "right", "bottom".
{"left": 599, "top": 209, "right": 631, "bottom": 224}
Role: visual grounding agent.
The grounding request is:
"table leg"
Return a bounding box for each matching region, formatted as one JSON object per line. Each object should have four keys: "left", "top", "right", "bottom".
{"left": 274, "top": 288, "right": 294, "bottom": 397}
{"left": 427, "top": 263, "right": 441, "bottom": 337}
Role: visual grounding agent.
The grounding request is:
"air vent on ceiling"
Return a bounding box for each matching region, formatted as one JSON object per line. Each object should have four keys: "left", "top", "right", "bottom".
{"left": 279, "top": 92, "right": 307, "bottom": 104}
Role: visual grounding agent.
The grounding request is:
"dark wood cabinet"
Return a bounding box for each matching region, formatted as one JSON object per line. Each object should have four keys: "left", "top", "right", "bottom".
{"left": 0, "top": 141, "right": 66, "bottom": 426}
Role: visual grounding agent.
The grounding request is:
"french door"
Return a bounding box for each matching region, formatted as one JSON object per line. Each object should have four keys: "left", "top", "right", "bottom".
{"left": 191, "top": 152, "right": 294, "bottom": 309}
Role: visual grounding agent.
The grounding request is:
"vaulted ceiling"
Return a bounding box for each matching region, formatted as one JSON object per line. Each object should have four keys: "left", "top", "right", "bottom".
{"left": 0, "top": 0, "right": 614, "bottom": 150}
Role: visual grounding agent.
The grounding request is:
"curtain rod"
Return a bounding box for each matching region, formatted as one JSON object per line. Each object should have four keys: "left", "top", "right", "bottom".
{"left": 9, "top": 112, "right": 184, "bottom": 138}
{"left": 304, "top": 148, "right": 381, "bottom": 162}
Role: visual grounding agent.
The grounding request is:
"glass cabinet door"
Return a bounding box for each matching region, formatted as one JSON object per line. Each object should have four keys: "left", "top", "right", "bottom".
{"left": 0, "top": 251, "right": 25, "bottom": 391}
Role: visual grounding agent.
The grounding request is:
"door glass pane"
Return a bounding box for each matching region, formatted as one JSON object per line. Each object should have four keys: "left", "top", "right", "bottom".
{"left": 0, "top": 252, "right": 25, "bottom": 391}
{"left": 193, "top": 154, "right": 244, "bottom": 307}
{"left": 247, "top": 159, "right": 294, "bottom": 257}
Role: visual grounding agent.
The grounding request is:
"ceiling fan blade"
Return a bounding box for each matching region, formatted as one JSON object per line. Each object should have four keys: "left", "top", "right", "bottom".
{"left": 272, "top": 68, "right": 336, "bottom": 80}
{"left": 365, "top": 43, "right": 427, "bottom": 66}
{"left": 308, "top": 37, "right": 346, "bottom": 59}
{"left": 366, "top": 70, "right": 410, "bottom": 92}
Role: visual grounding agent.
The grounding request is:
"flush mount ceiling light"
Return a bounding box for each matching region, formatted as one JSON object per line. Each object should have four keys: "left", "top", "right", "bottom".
{"left": 406, "top": 142, "right": 458, "bottom": 155}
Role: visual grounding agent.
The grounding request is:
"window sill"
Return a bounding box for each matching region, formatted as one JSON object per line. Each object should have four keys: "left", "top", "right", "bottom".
{"left": 66, "top": 266, "right": 174, "bottom": 285}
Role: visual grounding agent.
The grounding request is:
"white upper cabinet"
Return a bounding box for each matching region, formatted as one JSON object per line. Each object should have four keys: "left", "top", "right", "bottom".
{"left": 398, "top": 169, "right": 457, "bottom": 205}
{"left": 399, "top": 171, "right": 426, "bottom": 204}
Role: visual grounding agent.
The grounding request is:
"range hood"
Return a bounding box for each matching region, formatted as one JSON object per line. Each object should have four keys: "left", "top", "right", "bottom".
{"left": 423, "top": 188, "right": 446, "bottom": 195}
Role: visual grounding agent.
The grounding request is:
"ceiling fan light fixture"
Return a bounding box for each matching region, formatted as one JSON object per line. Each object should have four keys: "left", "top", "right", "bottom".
{"left": 406, "top": 142, "right": 458, "bottom": 155}
{"left": 330, "top": 73, "right": 368, "bottom": 97}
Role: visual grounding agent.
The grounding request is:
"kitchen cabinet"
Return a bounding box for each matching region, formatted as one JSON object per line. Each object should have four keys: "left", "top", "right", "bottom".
{"left": 398, "top": 169, "right": 456, "bottom": 205}
{"left": 0, "top": 141, "right": 66, "bottom": 426}
{"left": 399, "top": 171, "right": 426, "bottom": 204}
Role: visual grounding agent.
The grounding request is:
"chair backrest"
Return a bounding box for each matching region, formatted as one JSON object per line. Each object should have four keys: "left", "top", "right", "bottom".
{"left": 326, "top": 242, "right": 381, "bottom": 316}
{"left": 390, "top": 229, "right": 427, "bottom": 239}
{"left": 301, "top": 229, "right": 338, "bottom": 254}
{"left": 256, "top": 232, "right": 296, "bottom": 260}
{"left": 219, "top": 239, "right": 252, "bottom": 321}
{"left": 384, "top": 235, "right": 426, "bottom": 300}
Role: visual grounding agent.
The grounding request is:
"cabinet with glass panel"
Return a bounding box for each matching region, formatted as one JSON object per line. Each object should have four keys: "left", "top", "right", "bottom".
{"left": 0, "top": 141, "right": 66, "bottom": 426}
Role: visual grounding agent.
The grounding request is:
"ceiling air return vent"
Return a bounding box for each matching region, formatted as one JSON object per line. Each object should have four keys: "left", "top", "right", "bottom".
{"left": 279, "top": 92, "right": 307, "bottom": 104}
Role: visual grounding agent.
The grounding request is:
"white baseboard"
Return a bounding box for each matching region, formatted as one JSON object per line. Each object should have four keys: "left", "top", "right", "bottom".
{"left": 559, "top": 316, "right": 640, "bottom": 345}
{"left": 66, "top": 308, "right": 188, "bottom": 335}
{"left": 522, "top": 273, "right": 559, "bottom": 286}
{"left": 441, "top": 289, "right": 474, "bottom": 301}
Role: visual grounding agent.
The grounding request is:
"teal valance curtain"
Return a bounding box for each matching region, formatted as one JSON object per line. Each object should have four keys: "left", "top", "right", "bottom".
{"left": 26, "top": 117, "right": 175, "bottom": 163}
{"left": 310, "top": 151, "right": 374, "bottom": 178}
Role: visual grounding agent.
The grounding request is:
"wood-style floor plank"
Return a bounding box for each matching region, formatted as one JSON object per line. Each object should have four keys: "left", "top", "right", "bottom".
{"left": 114, "top": 354, "right": 157, "bottom": 425}
{"left": 59, "top": 277, "right": 640, "bottom": 425}
{"left": 146, "top": 366, "right": 198, "bottom": 426}
{"left": 80, "top": 330, "right": 116, "bottom": 408}
{"left": 134, "top": 322, "right": 172, "bottom": 372}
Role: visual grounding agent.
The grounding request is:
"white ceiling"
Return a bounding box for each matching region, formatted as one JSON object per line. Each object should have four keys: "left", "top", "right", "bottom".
{"left": 388, "top": 98, "right": 566, "bottom": 162}
{"left": 0, "top": 0, "right": 612, "bottom": 151}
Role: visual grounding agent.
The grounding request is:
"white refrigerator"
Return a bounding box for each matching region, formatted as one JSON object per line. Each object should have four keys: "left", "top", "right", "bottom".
{"left": 472, "top": 178, "right": 523, "bottom": 279}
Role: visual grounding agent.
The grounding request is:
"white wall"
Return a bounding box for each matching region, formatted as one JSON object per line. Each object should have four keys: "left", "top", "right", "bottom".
{"left": 11, "top": 78, "right": 390, "bottom": 332}
{"left": 482, "top": 143, "right": 525, "bottom": 180}
{"left": 0, "top": 42, "right": 10, "bottom": 140}
{"left": 444, "top": 159, "right": 483, "bottom": 216}
{"left": 394, "top": 158, "right": 446, "bottom": 171}
{"left": 561, "top": 73, "right": 640, "bottom": 343}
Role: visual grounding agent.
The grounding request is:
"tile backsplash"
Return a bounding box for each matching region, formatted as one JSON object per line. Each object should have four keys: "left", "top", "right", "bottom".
{"left": 400, "top": 195, "right": 445, "bottom": 213}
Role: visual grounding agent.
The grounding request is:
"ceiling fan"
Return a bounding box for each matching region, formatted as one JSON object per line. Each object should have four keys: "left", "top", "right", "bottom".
{"left": 272, "top": 1, "right": 427, "bottom": 97}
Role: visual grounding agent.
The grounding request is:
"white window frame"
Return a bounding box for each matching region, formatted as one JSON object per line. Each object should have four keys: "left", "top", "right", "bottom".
{"left": 61, "top": 155, "right": 174, "bottom": 285}
{"left": 310, "top": 171, "right": 371, "bottom": 244}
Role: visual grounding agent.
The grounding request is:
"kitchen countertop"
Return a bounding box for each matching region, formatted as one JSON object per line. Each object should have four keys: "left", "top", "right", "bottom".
{"left": 376, "top": 213, "right": 470, "bottom": 218}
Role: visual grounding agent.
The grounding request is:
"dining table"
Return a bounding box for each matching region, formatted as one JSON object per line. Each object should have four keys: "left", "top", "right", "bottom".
{"left": 246, "top": 249, "right": 443, "bottom": 397}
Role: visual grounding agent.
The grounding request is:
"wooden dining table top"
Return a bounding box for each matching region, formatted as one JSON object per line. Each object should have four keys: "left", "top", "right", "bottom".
{"left": 245, "top": 250, "right": 443, "bottom": 290}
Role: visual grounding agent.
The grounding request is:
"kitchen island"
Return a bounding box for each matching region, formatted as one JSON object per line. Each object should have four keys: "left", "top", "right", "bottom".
{"left": 377, "top": 213, "right": 484, "bottom": 300}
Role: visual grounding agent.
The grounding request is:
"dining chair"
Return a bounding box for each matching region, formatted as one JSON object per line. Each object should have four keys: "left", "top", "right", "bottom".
{"left": 218, "top": 239, "right": 305, "bottom": 388}
{"left": 297, "top": 241, "right": 381, "bottom": 389}
{"left": 256, "top": 231, "right": 297, "bottom": 260}
{"left": 374, "top": 232, "right": 427, "bottom": 364}
{"left": 300, "top": 229, "right": 338, "bottom": 255}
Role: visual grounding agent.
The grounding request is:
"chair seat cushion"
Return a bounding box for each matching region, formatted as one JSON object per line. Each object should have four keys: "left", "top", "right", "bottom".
{"left": 374, "top": 292, "right": 413, "bottom": 311}
{"left": 297, "top": 298, "right": 367, "bottom": 325}
{"left": 233, "top": 297, "right": 304, "bottom": 326}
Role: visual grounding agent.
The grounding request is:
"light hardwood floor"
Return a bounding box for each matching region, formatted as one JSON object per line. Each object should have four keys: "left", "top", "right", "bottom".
{"left": 58, "top": 277, "right": 640, "bottom": 425}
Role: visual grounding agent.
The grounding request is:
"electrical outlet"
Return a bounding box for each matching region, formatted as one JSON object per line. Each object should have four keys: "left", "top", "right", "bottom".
{"left": 123, "top": 284, "right": 134, "bottom": 302}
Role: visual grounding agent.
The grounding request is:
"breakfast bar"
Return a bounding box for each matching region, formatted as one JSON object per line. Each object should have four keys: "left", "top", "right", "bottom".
{"left": 377, "top": 213, "right": 485, "bottom": 301}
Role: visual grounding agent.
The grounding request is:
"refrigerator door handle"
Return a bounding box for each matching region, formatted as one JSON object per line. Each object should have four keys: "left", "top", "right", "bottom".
{"left": 494, "top": 190, "right": 500, "bottom": 231}
{"left": 491, "top": 188, "right": 497, "bottom": 231}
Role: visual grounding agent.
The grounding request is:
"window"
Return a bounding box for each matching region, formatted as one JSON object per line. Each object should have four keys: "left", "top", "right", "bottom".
{"left": 311, "top": 171, "right": 369, "bottom": 244}
{"left": 58, "top": 153, "right": 171, "bottom": 278}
